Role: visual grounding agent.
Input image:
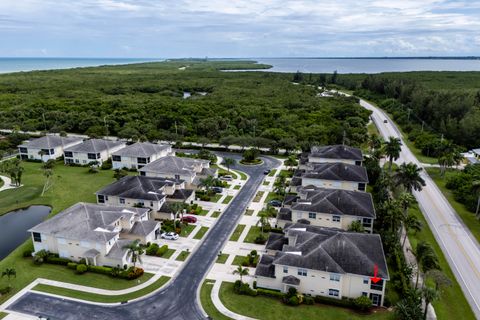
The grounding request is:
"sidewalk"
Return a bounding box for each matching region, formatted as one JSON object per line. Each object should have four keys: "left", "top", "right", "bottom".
{"left": 0, "top": 175, "right": 20, "bottom": 192}
{"left": 210, "top": 281, "right": 256, "bottom": 320}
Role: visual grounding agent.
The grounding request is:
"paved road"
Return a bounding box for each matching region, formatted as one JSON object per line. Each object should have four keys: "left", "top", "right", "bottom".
{"left": 362, "top": 98, "right": 480, "bottom": 318}
{"left": 8, "top": 153, "right": 280, "bottom": 320}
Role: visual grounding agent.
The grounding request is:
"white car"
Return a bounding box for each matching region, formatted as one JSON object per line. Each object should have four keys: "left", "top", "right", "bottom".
{"left": 220, "top": 175, "right": 233, "bottom": 181}
{"left": 161, "top": 232, "right": 179, "bottom": 240}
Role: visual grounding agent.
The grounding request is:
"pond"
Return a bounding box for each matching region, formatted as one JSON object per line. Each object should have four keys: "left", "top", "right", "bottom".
{"left": 0, "top": 205, "right": 51, "bottom": 260}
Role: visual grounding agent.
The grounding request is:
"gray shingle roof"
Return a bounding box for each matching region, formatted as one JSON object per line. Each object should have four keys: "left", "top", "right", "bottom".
{"left": 19, "top": 135, "right": 83, "bottom": 149}
{"left": 29, "top": 203, "right": 149, "bottom": 243}
{"left": 106, "top": 239, "right": 133, "bottom": 260}
{"left": 256, "top": 223, "right": 389, "bottom": 279}
{"left": 277, "top": 208, "right": 292, "bottom": 222}
{"left": 169, "top": 189, "right": 195, "bottom": 200}
{"left": 112, "top": 142, "right": 170, "bottom": 157}
{"left": 255, "top": 255, "right": 276, "bottom": 278}
{"left": 64, "top": 139, "right": 125, "bottom": 153}
{"left": 139, "top": 156, "right": 209, "bottom": 176}
{"left": 291, "top": 188, "right": 375, "bottom": 218}
{"left": 310, "top": 145, "right": 363, "bottom": 161}
{"left": 129, "top": 220, "right": 159, "bottom": 237}
{"left": 265, "top": 233, "right": 288, "bottom": 251}
{"left": 282, "top": 275, "right": 300, "bottom": 285}
{"left": 303, "top": 162, "right": 368, "bottom": 183}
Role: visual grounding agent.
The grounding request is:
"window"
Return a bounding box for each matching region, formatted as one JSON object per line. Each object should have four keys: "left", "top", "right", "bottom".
{"left": 362, "top": 218, "right": 372, "bottom": 228}
{"left": 64, "top": 151, "right": 73, "bottom": 158}
{"left": 308, "top": 212, "right": 317, "bottom": 219}
{"left": 82, "top": 160, "right": 86, "bottom": 164}
{"left": 355, "top": 161, "right": 362, "bottom": 166}
{"left": 330, "top": 274, "right": 341, "bottom": 282}
{"left": 140, "top": 171, "right": 146, "bottom": 176}
{"left": 75, "top": 159, "right": 79, "bottom": 163}
{"left": 283, "top": 266, "right": 288, "bottom": 274}
{"left": 175, "top": 174, "right": 180, "bottom": 180}
{"left": 112, "top": 155, "right": 121, "bottom": 162}
{"left": 362, "top": 292, "right": 368, "bottom": 297}
{"left": 370, "top": 279, "right": 384, "bottom": 291}
{"left": 50, "top": 149, "right": 54, "bottom": 155}
{"left": 138, "top": 165, "right": 144, "bottom": 169}
{"left": 19, "top": 147, "right": 28, "bottom": 153}
{"left": 358, "top": 183, "right": 366, "bottom": 191}
{"left": 88, "top": 153, "right": 97, "bottom": 160}
{"left": 363, "top": 278, "right": 369, "bottom": 284}
{"left": 328, "top": 289, "right": 339, "bottom": 297}
{"left": 97, "top": 195, "right": 105, "bottom": 203}
{"left": 332, "top": 215, "right": 341, "bottom": 222}
{"left": 150, "top": 201, "right": 154, "bottom": 207}
{"left": 137, "top": 157, "right": 148, "bottom": 164}
{"left": 65, "top": 159, "right": 73, "bottom": 164}
{"left": 41, "top": 148, "right": 50, "bottom": 155}
{"left": 296, "top": 212, "right": 302, "bottom": 219}
{"left": 33, "top": 232, "right": 42, "bottom": 242}
{"left": 96, "top": 153, "right": 101, "bottom": 159}
{"left": 297, "top": 268, "right": 307, "bottom": 277}
{"left": 120, "top": 198, "right": 125, "bottom": 204}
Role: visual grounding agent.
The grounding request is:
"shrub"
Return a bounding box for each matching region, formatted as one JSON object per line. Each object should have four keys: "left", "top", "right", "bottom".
{"left": 101, "top": 159, "right": 112, "bottom": 170}
{"left": 87, "top": 265, "right": 113, "bottom": 276}
{"left": 67, "top": 262, "right": 78, "bottom": 270}
{"left": 354, "top": 295, "right": 373, "bottom": 312}
{"left": 146, "top": 243, "right": 160, "bottom": 256}
{"left": 0, "top": 286, "right": 12, "bottom": 295}
{"left": 304, "top": 296, "right": 315, "bottom": 305}
{"left": 156, "top": 245, "right": 168, "bottom": 257}
{"left": 314, "top": 295, "right": 354, "bottom": 308}
{"left": 253, "top": 281, "right": 257, "bottom": 289}
{"left": 254, "top": 234, "right": 267, "bottom": 244}
{"left": 286, "top": 296, "right": 300, "bottom": 306}
{"left": 33, "top": 249, "right": 49, "bottom": 265}
{"left": 46, "top": 256, "right": 71, "bottom": 265}
{"left": 76, "top": 264, "right": 88, "bottom": 274}
{"left": 257, "top": 288, "right": 285, "bottom": 299}
{"left": 233, "top": 280, "right": 257, "bottom": 296}
{"left": 119, "top": 267, "right": 144, "bottom": 280}
{"left": 23, "top": 249, "right": 33, "bottom": 258}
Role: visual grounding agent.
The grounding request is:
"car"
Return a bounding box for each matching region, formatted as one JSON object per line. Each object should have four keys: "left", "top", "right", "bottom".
{"left": 161, "top": 232, "right": 179, "bottom": 240}
{"left": 263, "top": 169, "right": 271, "bottom": 175}
{"left": 181, "top": 215, "right": 197, "bottom": 223}
{"left": 212, "top": 187, "right": 223, "bottom": 194}
{"left": 269, "top": 199, "right": 282, "bottom": 207}
{"left": 383, "top": 119, "right": 388, "bottom": 123}
{"left": 220, "top": 175, "right": 233, "bottom": 181}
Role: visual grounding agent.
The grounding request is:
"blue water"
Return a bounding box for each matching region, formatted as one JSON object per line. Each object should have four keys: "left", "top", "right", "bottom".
{"left": 0, "top": 57, "right": 161, "bottom": 74}
{"left": 255, "top": 58, "right": 480, "bottom": 74}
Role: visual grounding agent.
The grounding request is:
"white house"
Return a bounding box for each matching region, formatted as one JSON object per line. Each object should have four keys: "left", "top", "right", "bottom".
{"left": 276, "top": 186, "right": 375, "bottom": 232}
{"left": 299, "top": 145, "right": 363, "bottom": 169}
{"left": 255, "top": 223, "right": 389, "bottom": 307}
{"left": 18, "top": 135, "right": 83, "bottom": 162}
{"left": 64, "top": 139, "right": 126, "bottom": 165}
{"left": 28, "top": 203, "right": 159, "bottom": 267}
{"left": 111, "top": 142, "right": 172, "bottom": 170}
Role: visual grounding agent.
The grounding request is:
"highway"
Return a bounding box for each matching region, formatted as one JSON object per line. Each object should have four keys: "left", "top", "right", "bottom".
{"left": 362, "top": 98, "right": 480, "bottom": 318}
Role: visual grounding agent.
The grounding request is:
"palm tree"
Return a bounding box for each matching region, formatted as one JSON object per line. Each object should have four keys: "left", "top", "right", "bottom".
{"left": 414, "top": 241, "right": 440, "bottom": 288}
{"left": 284, "top": 155, "right": 298, "bottom": 168}
{"left": 256, "top": 210, "right": 270, "bottom": 233}
{"left": 123, "top": 239, "right": 143, "bottom": 269}
{"left": 422, "top": 286, "right": 439, "bottom": 320}
{"left": 438, "top": 153, "right": 455, "bottom": 177}
{"left": 223, "top": 158, "right": 235, "bottom": 172}
{"left": 169, "top": 202, "right": 185, "bottom": 231}
{"left": 403, "top": 214, "right": 422, "bottom": 248}
{"left": 273, "top": 175, "right": 287, "bottom": 197}
{"left": 41, "top": 168, "right": 53, "bottom": 196}
{"left": 1, "top": 267, "right": 16, "bottom": 287}
{"left": 383, "top": 137, "right": 402, "bottom": 170}
{"left": 394, "top": 163, "right": 426, "bottom": 193}
{"left": 233, "top": 265, "right": 249, "bottom": 282}
{"left": 199, "top": 175, "right": 215, "bottom": 192}
{"left": 368, "top": 134, "right": 383, "bottom": 154}
{"left": 472, "top": 180, "right": 480, "bottom": 218}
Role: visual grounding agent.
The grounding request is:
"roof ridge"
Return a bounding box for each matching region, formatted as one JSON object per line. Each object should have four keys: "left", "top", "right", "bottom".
{"left": 324, "top": 233, "right": 376, "bottom": 270}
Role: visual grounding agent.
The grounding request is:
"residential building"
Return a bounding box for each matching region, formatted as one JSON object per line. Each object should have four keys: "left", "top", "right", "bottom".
{"left": 28, "top": 203, "right": 159, "bottom": 267}
{"left": 291, "top": 162, "right": 368, "bottom": 192}
{"left": 276, "top": 186, "right": 375, "bottom": 232}
{"left": 255, "top": 223, "right": 389, "bottom": 306}
{"left": 138, "top": 155, "right": 217, "bottom": 189}
{"left": 64, "top": 139, "right": 126, "bottom": 165}
{"left": 299, "top": 145, "right": 363, "bottom": 169}
{"left": 18, "top": 135, "right": 83, "bottom": 162}
{"left": 111, "top": 142, "right": 172, "bottom": 170}
{"left": 95, "top": 176, "right": 194, "bottom": 212}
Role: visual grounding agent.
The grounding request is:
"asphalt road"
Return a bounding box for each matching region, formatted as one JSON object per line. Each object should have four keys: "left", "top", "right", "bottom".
{"left": 8, "top": 153, "right": 280, "bottom": 320}
{"left": 362, "top": 98, "right": 480, "bottom": 318}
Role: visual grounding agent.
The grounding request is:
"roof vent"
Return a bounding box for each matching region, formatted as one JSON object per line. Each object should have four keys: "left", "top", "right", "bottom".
{"left": 285, "top": 251, "right": 302, "bottom": 256}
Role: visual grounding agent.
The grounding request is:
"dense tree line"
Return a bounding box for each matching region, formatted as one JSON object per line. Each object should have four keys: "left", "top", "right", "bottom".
{"left": 445, "top": 164, "right": 480, "bottom": 215}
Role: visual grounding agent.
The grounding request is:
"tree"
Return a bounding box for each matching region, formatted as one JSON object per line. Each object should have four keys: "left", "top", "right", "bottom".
{"left": 414, "top": 241, "right": 440, "bottom": 288}
{"left": 223, "top": 158, "right": 235, "bottom": 172}
{"left": 41, "top": 168, "right": 53, "bottom": 196}
{"left": 256, "top": 210, "right": 271, "bottom": 233}
{"left": 368, "top": 134, "right": 383, "bottom": 154}
{"left": 113, "top": 169, "right": 128, "bottom": 180}
{"left": 123, "top": 239, "right": 144, "bottom": 269}
{"left": 273, "top": 175, "right": 287, "bottom": 197}
{"left": 403, "top": 214, "right": 422, "bottom": 248}
{"left": 242, "top": 148, "right": 259, "bottom": 162}
{"left": 38, "top": 149, "right": 48, "bottom": 162}
{"left": 348, "top": 220, "right": 365, "bottom": 232}
{"left": 473, "top": 180, "right": 480, "bottom": 218}
{"left": 169, "top": 202, "right": 185, "bottom": 231}
{"left": 233, "top": 265, "right": 249, "bottom": 282}
{"left": 425, "top": 269, "right": 451, "bottom": 291}
{"left": 284, "top": 155, "right": 298, "bottom": 168}
{"left": 394, "top": 163, "right": 426, "bottom": 193}
{"left": 199, "top": 175, "right": 216, "bottom": 192}
{"left": 383, "top": 137, "right": 402, "bottom": 170}
{"left": 1, "top": 267, "right": 16, "bottom": 287}
{"left": 395, "top": 290, "right": 423, "bottom": 320}
{"left": 422, "top": 286, "right": 439, "bottom": 320}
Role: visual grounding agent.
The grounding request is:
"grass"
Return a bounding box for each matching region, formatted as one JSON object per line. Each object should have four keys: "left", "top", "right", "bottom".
{"left": 265, "top": 192, "right": 282, "bottom": 203}
{"left": 244, "top": 209, "right": 254, "bottom": 216}
{"left": 232, "top": 169, "right": 247, "bottom": 180}
{"left": 279, "top": 170, "right": 294, "bottom": 178}
{"left": 200, "top": 280, "right": 232, "bottom": 320}
{"left": 179, "top": 224, "right": 196, "bottom": 237}
{"left": 0, "top": 178, "right": 4, "bottom": 189}
{"left": 211, "top": 211, "right": 221, "bottom": 218}
{"left": 0, "top": 312, "right": 7, "bottom": 319}
{"left": 268, "top": 169, "right": 277, "bottom": 177}
{"left": 175, "top": 250, "right": 190, "bottom": 261}
{"left": 0, "top": 242, "right": 154, "bottom": 304}
{"left": 407, "top": 204, "right": 476, "bottom": 320}
{"left": 31, "top": 276, "right": 170, "bottom": 303}
{"left": 367, "top": 121, "right": 380, "bottom": 136}
{"left": 219, "top": 282, "right": 394, "bottom": 320}
{"left": 263, "top": 180, "right": 270, "bottom": 186}
{"left": 229, "top": 224, "right": 246, "bottom": 241}
{"left": 212, "top": 165, "right": 238, "bottom": 180}
{"left": 160, "top": 249, "right": 176, "bottom": 259}
{"left": 216, "top": 254, "right": 229, "bottom": 264}
{"left": 196, "top": 209, "right": 209, "bottom": 216}
{"left": 253, "top": 191, "right": 265, "bottom": 202}
{"left": 231, "top": 255, "right": 248, "bottom": 266}
{"left": 210, "top": 194, "right": 223, "bottom": 203}
{"left": 193, "top": 226, "right": 209, "bottom": 240}
{"left": 222, "top": 195, "right": 233, "bottom": 204}
{"left": 233, "top": 185, "right": 241, "bottom": 190}
{"left": 426, "top": 167, "right": 480, "bottom": 243}
{"left": 243, "top": 226, "right": 264, "bottom": 243}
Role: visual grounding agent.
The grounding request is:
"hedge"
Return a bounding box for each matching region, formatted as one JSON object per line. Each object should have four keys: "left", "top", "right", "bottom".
{"left": 257, "top": 288, "right": 285, "bottom": 299}
{"left": 156, "top": 245, "right": 168, "bottom": 257}
{"left": 45, "top": 256, "right": 71, "bottom": 266}
{"left": 87, "top": 265, "right": 113, "bottom": 276}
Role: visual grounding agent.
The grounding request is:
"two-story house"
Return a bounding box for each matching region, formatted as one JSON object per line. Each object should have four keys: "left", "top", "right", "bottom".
{"left": 255, "top": 223, "right": 389, "bottom": 306}
{"left": 64, "top": 139, "right": 126, "bottom": 165}
{"left": 276, "top": 186, "right": 375, "bottom": 232}
{"left": 299, "top": 145, "right": 363, "bottom": 169}
{"left": 28, "top": 203, "right": 159, "bottom": 267}
{"left": 291, "top": 162, "right": 368, "bottom": 192}
{"left": 95, "top": 176, "right": 195, "bottom": 212}
{"left": 18, "top": 135, "right": 83, "bottom": 162}
{"left": 111, "top": 142, "right": 172, "bottom": 170}
{"left": 138, "top": 156, "right": 217, "bottom": 189}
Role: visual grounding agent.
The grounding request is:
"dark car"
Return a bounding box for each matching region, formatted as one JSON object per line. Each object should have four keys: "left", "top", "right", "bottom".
{"left": 181, "top": 215, "right": 197, "bottom": 223}
{"left": 383, "top": 119, "right": 388, "bottom": 123}
{"left": 263, "top": 169, "right": 271, "bottom": 175}
{"left": 269, "top": 199, "right": 282, "bottom": 207}
{"left": 212, "top": 187, "right": 223, "bottom": 194}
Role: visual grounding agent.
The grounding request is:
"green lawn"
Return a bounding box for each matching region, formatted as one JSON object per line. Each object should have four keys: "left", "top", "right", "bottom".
{"left": 253, "top": 191, "right": 264, "bottom": 202}
{"left": 367, "top": 121, "right": 380, "bottom": 136}
{"left": 211, "top": 211, "right": 221, "bottom": 218}
{"left": 243, "top": 226, "right": 265, "bottom": 243}
{"left": 229, "top": 224, "right": 246, "bottom": 241}
{"left": 244, "top": 209, "right": 254, "bottom": 216}
{"left": 0, "top": 178, "right": 4, "bottom": 189}
{"left": 0, "top": 242, "right": 154, "bottom": 304}
{"left": 160, "top": 249, "right": 176, "bottom": 259}
{"left": 408, "top": 205, "right": 476, "bottom": 320}
{"left": 193, "top": 226, "right": 209, "bottom": 240}
{"left": 263, "top": 180, "right": 270, "bottom": 186}
{"left": 210, "top": 194, "right": 223, "bottom": 203}
{"left": 219, "top": 282, "right": 394, "bottom": 320}
{"left": 425, "top": 167, "right": 480, "bottom": 243}
{"left": 279, "top": 170, "right": 294, "bottom": 178}
{"left": 233, "top": 185, "right": 241, "bottom": 190}
{"left": 196, "top": 209, "right": 209, "bottom": 216}
{"left": 268, "top": 169, "right": 277, "bottom": 177}
{"left": 265, "top": 192, "right": 282, "bottom": 203}
{"left": 232, "top": 169, "right": 247, "bottom": 180}
{"left": 175, "top": 250, "right": 190, "bottom": 261}
{"left": 231, "top": 255, "right": 248, "bottom": 266}
{"left": 200, "top": 280, "right": 232, "bottom": 320}
{"left": 222, "top": 195, "right": 233, "bottom": 204}
{"left": 179, "top": 224, "right": 196, "bottom": 237}
{"left": 0, "top": 312, "right": 7, "bottom": 319}
{"left": 31, "top": 276, "right": 170, "bottom": 303}
{"left": 216, "top": 254, "right": 229, "bottom": 264}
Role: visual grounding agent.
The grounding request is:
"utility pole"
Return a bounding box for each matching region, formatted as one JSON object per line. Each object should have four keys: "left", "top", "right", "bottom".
{"left": 42, "top": 113, "right": 47, "bottom": 132}
{"left": 441, "top": 134, "right": 444, "bottom": 142}
{"left": 103, "top": 116, "right": 109, "bottom": 137}
{"left": 421, "top": 121, "right": 425, "bottom": 132}
{"left": 175, "top": 121, "right": 178, "bottom": 136}
{"left": 407, "top": 108, "right": 411, "bottom": 122}
{"left": 342, "top": 130, "right": 346, "bottom": 146}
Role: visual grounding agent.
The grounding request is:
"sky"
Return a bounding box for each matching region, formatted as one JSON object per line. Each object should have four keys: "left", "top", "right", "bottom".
{"left": 0, "top": 0, "right": 480, "bottom": 58}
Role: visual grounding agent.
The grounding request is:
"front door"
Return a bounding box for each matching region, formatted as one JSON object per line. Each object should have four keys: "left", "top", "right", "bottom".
{"left": 370, "top": 293, "right": 381, "bottom": 306}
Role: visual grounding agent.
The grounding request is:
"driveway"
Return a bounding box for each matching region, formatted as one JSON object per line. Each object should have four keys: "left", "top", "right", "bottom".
{"left": 7, "top": 153, "right": 281, "bottom": 320}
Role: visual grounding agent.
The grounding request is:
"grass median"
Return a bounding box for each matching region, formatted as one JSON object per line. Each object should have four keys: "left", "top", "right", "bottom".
{"left": 200, "top": 280, "right": 232, "bottom": 320}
